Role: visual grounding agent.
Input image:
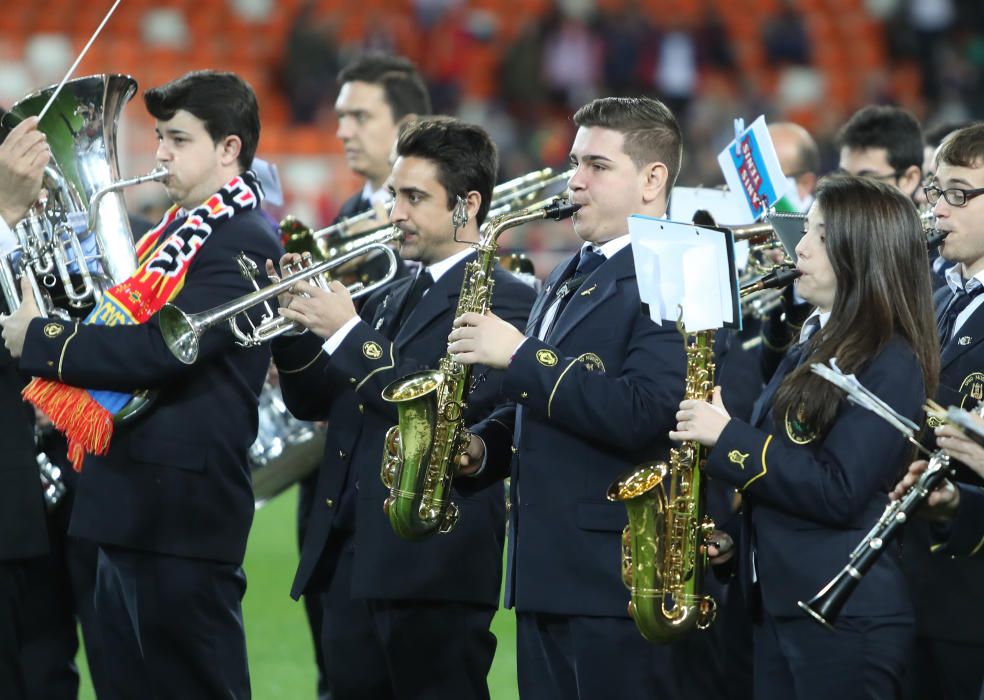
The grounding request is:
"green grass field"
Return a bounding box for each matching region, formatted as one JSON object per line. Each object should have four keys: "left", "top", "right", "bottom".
{"left": 76, "top": 487, "right": 519, "bottom": 699}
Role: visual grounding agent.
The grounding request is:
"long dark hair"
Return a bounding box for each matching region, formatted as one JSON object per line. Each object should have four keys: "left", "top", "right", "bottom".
{"left": 773, "top": 175, "right": 939, "bottom": 438}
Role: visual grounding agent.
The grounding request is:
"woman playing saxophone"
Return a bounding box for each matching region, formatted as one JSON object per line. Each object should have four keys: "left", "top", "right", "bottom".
{"left": 671, "top": 175, "right": 939, "bottom": 700}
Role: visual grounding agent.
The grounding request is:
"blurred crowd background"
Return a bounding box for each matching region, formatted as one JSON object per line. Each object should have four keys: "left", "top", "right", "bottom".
{"left": 2, "top": 0, "right": 983, "bottom": 252}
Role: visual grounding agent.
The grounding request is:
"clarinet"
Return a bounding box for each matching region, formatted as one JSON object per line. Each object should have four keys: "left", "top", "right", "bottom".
{"left": 798, "top": 450, "right": 950, "bottom": 629}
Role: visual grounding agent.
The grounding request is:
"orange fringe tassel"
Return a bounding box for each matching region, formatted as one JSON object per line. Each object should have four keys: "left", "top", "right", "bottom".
{"left": 23, "top": 378, "right": 114, "bottom": 472}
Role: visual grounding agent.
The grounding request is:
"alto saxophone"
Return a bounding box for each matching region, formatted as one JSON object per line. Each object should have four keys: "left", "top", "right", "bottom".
{"left": 607, "top": 327, "right": 718, "bottom": 641}
{"left": 379, "top": 198, "right": 580, "bottom": 540}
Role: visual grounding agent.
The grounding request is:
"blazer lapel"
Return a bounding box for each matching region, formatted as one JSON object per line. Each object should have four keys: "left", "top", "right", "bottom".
{"left": 526, "top": 254, "right": 578, "bottom": 335}
{"left": 370, "top": 276, "right": 413, "bottom": 338}
{"left": 395, "top": 252, "right": 472, "bottom": 348}
{"left": 546, "top": 246, "right": 631, "bottom": 346}
{"left": 942, "top": 304, "right": 984, "bottom": 369}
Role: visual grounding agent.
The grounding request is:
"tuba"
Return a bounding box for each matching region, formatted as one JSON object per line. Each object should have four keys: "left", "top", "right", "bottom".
{"left": 607, "top": 326, "right": 717, "bottom": 641}
{"left": 1, "top": 74, "right": 167, "bottom": 423}
{"left": 379, "top": 197, "right": 580, "bottom": 540}
{"left": 0, "top": 74, "right": 167, "bottom": 318}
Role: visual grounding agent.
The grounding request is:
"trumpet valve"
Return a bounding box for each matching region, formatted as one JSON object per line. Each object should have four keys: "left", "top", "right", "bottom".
{"left": 236, "top": 253, "right": 260, "bottom": 283}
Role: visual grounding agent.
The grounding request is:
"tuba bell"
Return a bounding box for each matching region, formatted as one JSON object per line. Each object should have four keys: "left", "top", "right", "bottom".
{"left": 0, "top": 74, "right": 167, "bottom": 319}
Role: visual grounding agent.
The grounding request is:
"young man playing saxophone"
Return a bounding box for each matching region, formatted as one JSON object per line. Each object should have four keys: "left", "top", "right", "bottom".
{"left": 270, "top": 116, "right": 535, "bottom": 699}
{"left": 448, "top": 96, "right": 688, "bottom": 700}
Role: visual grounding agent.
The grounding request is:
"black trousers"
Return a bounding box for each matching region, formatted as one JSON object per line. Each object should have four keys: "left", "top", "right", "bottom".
{"left": 93, "top": 545, "right": 250, "bottom": 699}
{"left": 754, "top": 612, "right": 913, "bottom": 700}
{"left": 515, "top": 611, "right": 679, "bottom": 700}
{"left": 903, "top": 635, "right": 984, "bottom": 700}
{"left": 319, "top": 547, "right": 497, "bottom": 700}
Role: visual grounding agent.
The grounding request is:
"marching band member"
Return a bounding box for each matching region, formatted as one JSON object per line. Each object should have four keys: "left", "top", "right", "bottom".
{"left": 836, "top": 105, "right": 924, "bottom": 199}
{"left": 295, "top": 52, "right": 430, "bottom": 696}
{"left": 449, "top": 96, "right": 688, "bottom": 700}
{"left": 271, "top": 116, "right": 535, "bottom": 699}
{"left": 0, "top": 114, "right": 59, "bottom": 699}
{"left": 672, "top": 175, "right": 939, "bottom": 700}
{"left": 1, "top": 71, "right": 280, "bottom": 699}
{"left": 904, "top": 122, "right": 984, "bottom": 700}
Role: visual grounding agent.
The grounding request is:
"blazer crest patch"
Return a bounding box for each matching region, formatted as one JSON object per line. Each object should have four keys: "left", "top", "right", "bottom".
{"left": 536, "top": 349, "right": 558, "bottom": 367}
{"left": 363, "top": 341, "right": 383, "bottom": 360}
{"left": 784, "top": 404, "right": 817, "bottom": 445}
{"left": 43, "top": 323, "right": 64, "bottom": 338}
{"left": 728, "top": 450, "right": 749, "bottom": 469}
{"left": 575, "top": 352, "right": 605, "bottom": 372}
{"left": 959, "top": 372, "right": 984, "bottom": 405}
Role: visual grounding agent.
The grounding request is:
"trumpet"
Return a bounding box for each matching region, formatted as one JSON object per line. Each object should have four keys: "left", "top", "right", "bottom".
{"left": 282, "top": 166, "right": 573, "bottom": 259}
{"left": 159, "top": 232, "right": 400, "bottom": 364}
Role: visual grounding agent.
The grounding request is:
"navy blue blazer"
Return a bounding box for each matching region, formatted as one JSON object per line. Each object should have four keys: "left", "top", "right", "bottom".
{"left": 464, "top": 245, "right": 687, "bottom": 618}
{"left": 0, "top": 341, "right": 47, "bottom": 561}
{"left": 902, "top": 289, "right": 984, "bottom": 643}
{"left": 19, "top": 208, "right": 280, "bottom": 565}
{"left": 274, "top": 252, "right": 535, "bottom": 606}
{"left": 932, "top": 484, "right": 984, "bottom": 557}
{"left": 706, "top": 336, "right": 924, "bottom": 619}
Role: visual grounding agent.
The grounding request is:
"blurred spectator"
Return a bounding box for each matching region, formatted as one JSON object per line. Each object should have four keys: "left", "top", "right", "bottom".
{"left": 762, "top": 0, "right": 811, "bottom": 65}
{"left": 541, "top": 11, "right": 603, "bottom": 109}
{"left": 598, "top": 1, "right": 654, "bottom": 97}
{"left": 281, "top": 1, "right": 340, "bottom": 124}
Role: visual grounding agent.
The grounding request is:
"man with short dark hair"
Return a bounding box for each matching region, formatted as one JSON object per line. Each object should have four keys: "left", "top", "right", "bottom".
{"left": 449, "top": 96, "right": 688, "bottom": 699}
{"left": 272, "top": 116, "right": 535, "bottom": 698}
{"left": 334, "top": 53, "right": 431, "bottom": 219}
{"left": 1, "top": 70, "right": 280, "bottom": 698}
{"left": 902, "top": 123, "right": 984, "bottom": 700}
{"left": 836, "top": 105, "right": 924, "bottom": 198}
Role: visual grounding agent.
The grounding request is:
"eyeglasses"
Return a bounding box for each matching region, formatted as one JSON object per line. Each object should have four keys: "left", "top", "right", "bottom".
{"left": 923, "top": 185, "right": 984, "bottom": 207}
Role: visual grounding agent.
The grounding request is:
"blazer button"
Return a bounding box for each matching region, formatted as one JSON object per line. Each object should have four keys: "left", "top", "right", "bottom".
{"left": 325, "top": 498, "right": 334, "bottom": 508}
{"left": 338, "top": 450, "right": 347, "bottom": 460}
{"left": 521, "top": 391, "right": 529, "bottom": 398}
{"left": 358, "top": 403, "right": 365, "bottom": 414}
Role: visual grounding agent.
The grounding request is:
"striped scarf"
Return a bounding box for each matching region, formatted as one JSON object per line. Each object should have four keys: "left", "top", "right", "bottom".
{"left": 24, "top": 170, "right": 263, "bottom": 471}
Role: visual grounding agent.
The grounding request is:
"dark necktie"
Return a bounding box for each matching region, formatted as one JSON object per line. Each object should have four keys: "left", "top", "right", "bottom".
{"left": 792, "top": 315, "right": 821, "bottom": 367}
{"left": 539, "top": 246, "right": 606, "bottom": 336}
{"left": 397, "top": 270, "right": 434, "bottom": 326}
{"left": 938, "top": 285, "right": 984, "bottom": 347}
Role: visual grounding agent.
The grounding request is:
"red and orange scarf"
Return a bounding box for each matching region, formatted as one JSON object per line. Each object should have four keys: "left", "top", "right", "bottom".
{"left": 24, "top": 171, "right": 263, "bottom": 471}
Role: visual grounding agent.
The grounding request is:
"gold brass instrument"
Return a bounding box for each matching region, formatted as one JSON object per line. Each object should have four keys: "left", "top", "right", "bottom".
{"left": 279, "top": 167, "right": 573, "bottom": 261}
{"left": 796, "top": 364, "right": 982, "bottom": 628}
{"left": 0, "top": 74, "right": 168, "bottom": 318}
{"left": 379, "top": 197, "right": 580, "bottom": 540}
{"left": 159, "top": 231, "right": 401, "bottom": 365}
{"left": 607, "top": 326, "right": 718, "bottom": 641}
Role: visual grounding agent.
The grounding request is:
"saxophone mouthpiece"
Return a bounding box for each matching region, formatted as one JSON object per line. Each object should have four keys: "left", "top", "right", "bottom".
{"left": 544, "top": 199, "right": 581, "bottom": 221}
{"left": 926, "top": 229, "right": 949, "bottom": 247}
{"left": 739, "top": 265, "right": 801, "bottom": 298}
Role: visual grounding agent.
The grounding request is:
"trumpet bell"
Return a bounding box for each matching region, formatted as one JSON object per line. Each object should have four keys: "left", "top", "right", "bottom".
{"left": 158, "top": 304, "right": 200, "bottom": 365}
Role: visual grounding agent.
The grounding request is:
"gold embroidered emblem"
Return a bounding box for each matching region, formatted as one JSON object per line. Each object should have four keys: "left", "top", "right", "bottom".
{"left": 536, "top": 349, "right": 558, "bottom": 367}
{"left": 576, "top": 352, "right": 605, "bottom": 372}
{"left": 959, "top": 372, "right": 984, "bottom": 406}
{"left": 43, "top": 323, "right": 64, "bottom": 339}
{"left": 728, "top": 450, "right": 749, "bottom": 469}
{"left": 784, "top": 404, "right": 817, "bottom": 445}
{"left": 580, "top": 284, "right": 597, "bottom": 296}
{"left": 959, "top": 336, "right": 973, "bottom": 346}
{"left": 362, "top": 341, "right": 383, "bottom": 360}
{"left": 927, "top": 414, "right": 945, "bottom": 429}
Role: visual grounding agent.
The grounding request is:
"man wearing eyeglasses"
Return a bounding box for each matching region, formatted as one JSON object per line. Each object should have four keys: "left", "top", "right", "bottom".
{"left": 836, "top": 105, "right": 924, "bottom": 199}
{"left": 903, "top": 123, "right": 984, "bottom": 700}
